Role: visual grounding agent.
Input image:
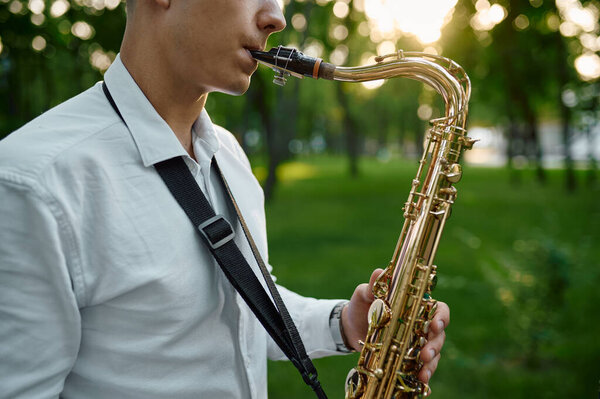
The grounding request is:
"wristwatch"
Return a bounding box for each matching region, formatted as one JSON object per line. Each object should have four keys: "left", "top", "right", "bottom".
{"left": 329, "top": 301, "right": 354, "bottom": 353}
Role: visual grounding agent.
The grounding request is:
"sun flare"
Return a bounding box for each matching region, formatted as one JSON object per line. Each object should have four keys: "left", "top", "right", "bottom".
{"left": 362, "top": 0, "right": 458, "bottom": 45}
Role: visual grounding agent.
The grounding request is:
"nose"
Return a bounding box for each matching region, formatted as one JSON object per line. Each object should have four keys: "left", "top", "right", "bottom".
{"left": 257, "top": 0, "right": 286, "bottom": 35}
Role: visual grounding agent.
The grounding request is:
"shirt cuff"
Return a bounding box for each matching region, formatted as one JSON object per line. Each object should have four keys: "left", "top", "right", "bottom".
{"left": 299, "top": 298, "right": 351, "bottom": 358}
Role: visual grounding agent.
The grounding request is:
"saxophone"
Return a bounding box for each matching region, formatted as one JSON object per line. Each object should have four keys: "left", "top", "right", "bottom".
{"left": 251, "top": 46, "right": 473, "bottom": 399}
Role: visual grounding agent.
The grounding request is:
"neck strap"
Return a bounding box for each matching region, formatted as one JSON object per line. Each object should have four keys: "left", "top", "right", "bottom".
{"left": 101, "top": 82, "right": 327, "bottom": 398}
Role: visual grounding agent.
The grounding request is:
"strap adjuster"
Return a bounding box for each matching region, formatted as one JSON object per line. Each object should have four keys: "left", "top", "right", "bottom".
{"left": 198, "top": 215, "right": 235, "bottom": 249}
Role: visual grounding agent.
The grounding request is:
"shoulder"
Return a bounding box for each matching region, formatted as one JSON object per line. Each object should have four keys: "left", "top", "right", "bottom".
{"left": 212, "top": 124, "right": 252, "bottom": 169}
{"left": 0, "top": 82, "right": 131, "bottom": 188}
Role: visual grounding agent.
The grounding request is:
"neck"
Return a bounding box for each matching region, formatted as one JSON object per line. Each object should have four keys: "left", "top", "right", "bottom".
{"left": 120, "top": 27, "right": 207, "bottom": 160}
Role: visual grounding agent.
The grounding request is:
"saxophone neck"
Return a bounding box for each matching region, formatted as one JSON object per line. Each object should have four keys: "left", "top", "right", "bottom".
{"left": 251, "top": 46, "right": 470, "bottom": 125}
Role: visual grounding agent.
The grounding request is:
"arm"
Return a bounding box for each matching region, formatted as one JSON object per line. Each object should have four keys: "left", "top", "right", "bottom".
{"left": 266, "top": 284, "right": 343, "bottom": 360}
{"left": 0, "top": 178, "right": 81, "bottom": 398}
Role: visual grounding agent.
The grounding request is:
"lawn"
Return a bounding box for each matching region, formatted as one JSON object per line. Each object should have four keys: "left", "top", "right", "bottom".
{"left": 261, "top": 155, "right": 599, "bottom": 398}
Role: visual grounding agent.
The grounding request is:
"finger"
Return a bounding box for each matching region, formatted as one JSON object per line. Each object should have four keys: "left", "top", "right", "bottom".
{"left": 363, "top": 268, "right": 384, "bottom": 301}
{"left": 430, "top": 301, "right": 450, "bottom": 334}
{"left": 418, "top": 353, "right": 441, "bottom": 383}
{"left": 421, "top": 330, "right": 445, "bottom": 362}
{"left": 368, "top": 268, "right": 385, "bottom": 288}
{"left": 356, "top": 269, "right": 384, "bottom": 303}
{"left": 352, "top": 282, "right": 370, "bottom": 303}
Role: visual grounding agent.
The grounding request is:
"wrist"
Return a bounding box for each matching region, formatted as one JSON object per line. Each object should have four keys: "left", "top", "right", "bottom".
{"left": 329, "top": 301, "right": 355, "bottom": 353}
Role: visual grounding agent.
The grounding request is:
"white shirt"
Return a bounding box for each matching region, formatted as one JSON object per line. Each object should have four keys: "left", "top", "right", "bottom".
{"left": 0, "top": 55, "right": 343, "bottom": 399}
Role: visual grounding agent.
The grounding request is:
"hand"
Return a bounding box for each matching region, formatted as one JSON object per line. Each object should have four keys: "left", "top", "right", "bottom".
{"left": 418, "top": 301, "right": 449, "bottom": 385}
{"left": 341, "top": 268, "right": 385, "bottom": 352}
{"left": 341, "top": 269, "right": 450, "bottom": 385}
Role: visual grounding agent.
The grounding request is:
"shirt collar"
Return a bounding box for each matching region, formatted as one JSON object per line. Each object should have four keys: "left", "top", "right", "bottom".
{"left": 104, "top": 54, "right": 219, "bottom": 167}
{"left": 192, "top": 109, "right": 221, "bottom": 157}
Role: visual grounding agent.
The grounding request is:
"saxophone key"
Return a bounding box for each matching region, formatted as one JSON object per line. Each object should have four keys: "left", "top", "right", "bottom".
{"left": 442, "top": 163, "right": 463, "bottom": 183}
{"left": 429, "top": 272, "right": 438, "bottom": 291}
{"left": 344, "top": 368, "right": 363, "bottom": 399}
{"left": 373, "top": 368, "right": 385, "bottom": 380}
{"left": 429, "top": 208, "right": 446, "bottom": 219}
{"left": 414, "top": 320, "right": 431, "bottom": 336}
{"left": 368, "top": 298, "right": 392, "bottom": 329}
{"left": 439, "top": 186, "right": 458, "bottom": 196}
{"left": 428, "top": 302, "right": 438, "bottom": 320}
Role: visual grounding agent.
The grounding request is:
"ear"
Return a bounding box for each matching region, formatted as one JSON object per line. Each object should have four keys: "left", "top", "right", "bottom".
{"left": 154, "top": 0, "right": 170, "bottom": 9}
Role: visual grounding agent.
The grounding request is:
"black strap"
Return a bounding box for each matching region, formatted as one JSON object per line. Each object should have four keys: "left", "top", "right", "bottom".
{"left": 101, "top": 82, "right": 327, "bottom": 398}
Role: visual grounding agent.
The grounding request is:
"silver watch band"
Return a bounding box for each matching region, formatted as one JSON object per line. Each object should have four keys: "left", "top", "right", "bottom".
{"left": 329, "top": 300, "right": 353, "bottom": 353}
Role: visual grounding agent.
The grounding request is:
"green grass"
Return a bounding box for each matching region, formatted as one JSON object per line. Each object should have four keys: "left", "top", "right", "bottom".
{"left": 263, "top": 155, "right": 600, "bottom": 399}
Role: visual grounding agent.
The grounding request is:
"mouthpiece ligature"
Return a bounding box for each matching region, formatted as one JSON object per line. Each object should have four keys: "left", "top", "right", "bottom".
{"left": 250, "top": 46, "right": 336, "bottom": 86}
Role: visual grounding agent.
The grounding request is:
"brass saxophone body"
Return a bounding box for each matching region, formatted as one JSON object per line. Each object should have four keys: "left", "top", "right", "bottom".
{"left": 251, "top": 47, "right": 473, "bottom": 399}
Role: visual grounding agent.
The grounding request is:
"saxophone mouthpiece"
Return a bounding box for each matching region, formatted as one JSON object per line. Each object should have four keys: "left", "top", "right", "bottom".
{"left": 250, "top": 46, "right": 336, "bottom": 86}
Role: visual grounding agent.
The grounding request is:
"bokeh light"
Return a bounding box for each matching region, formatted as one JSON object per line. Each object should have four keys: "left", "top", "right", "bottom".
{"left": 9, "top": 0, "right": 23, "bottom": 14}
{"left": 30, "top": 13, "right": 45, "bottom": 26}
{"left": 302, "top": 39, "right": 324, "bottom": 58}
{"left": 333, "top": 1, "right": 350, "bottom": 19}
{"left": 50, "top": 0, "right": 70, "bottom": 18}
{"left": 363, "top": 0, "right": 458, "bottom": 44}
{"left": 417, "top": 104, "right": 433, "bottom": 120}
{"left": 556, "top": 0, "right": 600, "bottom": 81}
{"left": 574, "top": 52, "right": 600, "bottom": 81}
{"left": 331, "top": 24, "right": 349, "bottom": 41}
{"left": 291, "top": 13, "right": 307, "bottom": 32}
{"left": 470, "top": 1, "right": 507, "bottom": 32}
{"left": 71, "top": 0, "right": 122, "bottom": 11}
{"left": 27, "top": 0, "right": 45, "bottom": 15}
{"left": 71, "top": 21, "right": 94, "bottom": 40}
{"left": 376, "top": 40, "right": 395, "bottom": 56}
{"left": 513, "top": 14, "right": 530, "bottom": 31}
{"left": 31, "top": 35, "right": 46, "bottom": 52}
{"left": 362, "top": 79, "right": 385, "bottom": 90}
{"left": 89, "top": 48, "right": 114, "bottom": 72}
{"left": 330, "top": 44, "right": 349, "bottom": 65}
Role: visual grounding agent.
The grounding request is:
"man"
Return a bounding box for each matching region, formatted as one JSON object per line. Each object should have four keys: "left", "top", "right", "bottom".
{"left": 0, "top": 0, "right": 449, "bottom": 397}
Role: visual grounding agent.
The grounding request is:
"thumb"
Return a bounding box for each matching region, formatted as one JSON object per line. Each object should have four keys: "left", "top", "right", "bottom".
{"left": 365, "top": 268, "right": 385, "bottom": 300}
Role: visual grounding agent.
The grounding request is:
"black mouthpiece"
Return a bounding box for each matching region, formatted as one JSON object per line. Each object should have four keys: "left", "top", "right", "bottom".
{"left": 250, "top": 46, "right": 336, "bottom": 83}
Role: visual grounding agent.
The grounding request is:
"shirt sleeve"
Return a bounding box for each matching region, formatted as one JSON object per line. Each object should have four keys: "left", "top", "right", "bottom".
{"left": 0, "top": 177, "right": 81, "bottom": 398}
{"left": 266, "top": 284, "right": 347, "bottom": 360}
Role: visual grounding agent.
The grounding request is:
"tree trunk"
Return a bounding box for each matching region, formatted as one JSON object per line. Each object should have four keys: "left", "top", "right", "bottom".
{"left": 506, "top": 112, "right": 521, "bottom": 185}
{"left": 523, "top": 104, "right": 545, "bottom": 184}
{"left": 257, "top": 76, "right": 300, "bottom": 201}
{"left": 587, "top": 91, "right": 598, "bottom": 186}
{"left": 258, "top": 1, "right": 310, "bottom": 200}
{"left": 556, "top": 36, "right": 576, "bottom": 192}
{"left": 585, "top": 122, "right": 597, "bottom": 187}
{"left": 559, "top": 100, "right": 576, "bottom": 191}
{"left": 251, "top": 72, "right": 278, "bottom": 201}
{"left": 336, "top": 83, "right": 360, "bottom": 177}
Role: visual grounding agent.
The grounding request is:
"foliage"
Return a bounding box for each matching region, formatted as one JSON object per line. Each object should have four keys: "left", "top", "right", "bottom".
{"left": 264, "top": 155, "right": 600, "bottom": 398}
{"left": 0, "top": 0, "right": 125, "bottom": 134}
{"left": 2, "top": 0, "right": 597, "bottom": 191}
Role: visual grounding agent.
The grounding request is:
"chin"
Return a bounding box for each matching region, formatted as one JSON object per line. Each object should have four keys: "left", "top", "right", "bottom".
{"left": 212, "top": 75, "right": 252, "bottom": 96}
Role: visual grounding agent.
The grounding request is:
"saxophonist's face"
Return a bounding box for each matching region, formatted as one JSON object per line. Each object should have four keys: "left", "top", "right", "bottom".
{"left": 159, "top": 0, "right": 286, "bottom": 96}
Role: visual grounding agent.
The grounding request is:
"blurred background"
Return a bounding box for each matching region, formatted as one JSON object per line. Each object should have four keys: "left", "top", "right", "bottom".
{"left": 1, "top": 0, "right": 599, "bottom": 397}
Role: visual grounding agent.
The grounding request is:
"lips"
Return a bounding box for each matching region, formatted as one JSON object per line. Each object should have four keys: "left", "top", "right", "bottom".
{"left": 241, "top": 42, "right": 265, "bottom": 73}
{"left": 244, "top": 47, "right": 263, "bottom": 56}
{"left": 240, "top": 48, "right": 259, "bottom": 74}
